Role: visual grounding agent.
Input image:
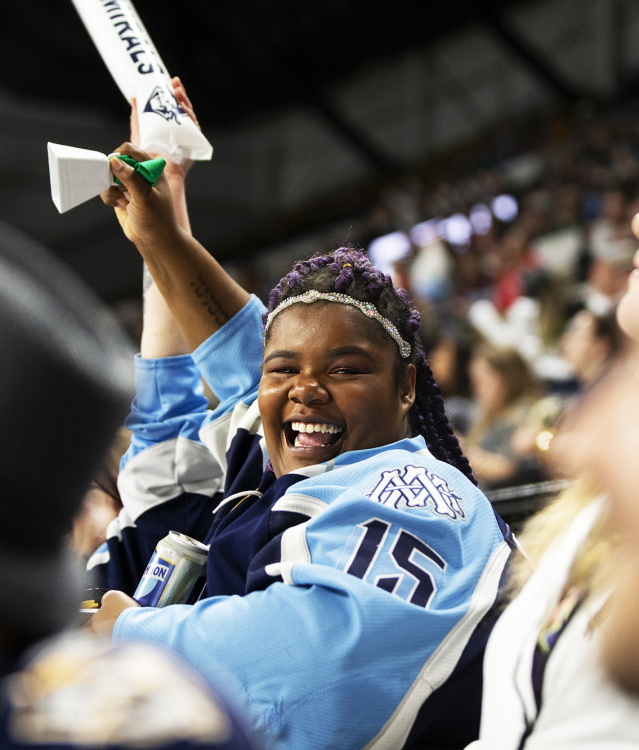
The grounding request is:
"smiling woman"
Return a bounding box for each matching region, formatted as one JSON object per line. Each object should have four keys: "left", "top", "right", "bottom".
{"left": 86, "top": 131, "right": 516, "bottom": 750}
{"left": 259, "top": 250, "right": 476, "bottom": 482}
{"left": 260, "top": 301, "right": 415, "bottom": 475}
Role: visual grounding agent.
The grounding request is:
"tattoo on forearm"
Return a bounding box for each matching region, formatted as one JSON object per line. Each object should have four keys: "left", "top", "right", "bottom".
{"left": 190, "top": 274, "right": 230, "bottom": 326}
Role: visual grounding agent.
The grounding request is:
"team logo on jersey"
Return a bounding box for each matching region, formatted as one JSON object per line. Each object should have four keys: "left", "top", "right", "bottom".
{"left": 143, "top": 86, "right": 184, "bottom": 122}
{"left": 366, "top": 465, "right": 465, "bottom": 520}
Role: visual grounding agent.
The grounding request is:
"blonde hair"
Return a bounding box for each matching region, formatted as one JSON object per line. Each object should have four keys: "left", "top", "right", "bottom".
{"left": 506, "top": 475, "right": 616, "bottom": 605}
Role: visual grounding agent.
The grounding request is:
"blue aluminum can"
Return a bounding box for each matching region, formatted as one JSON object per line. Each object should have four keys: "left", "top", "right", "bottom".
{"left": 133, "top": 531, "right": 208, "bottom": 607}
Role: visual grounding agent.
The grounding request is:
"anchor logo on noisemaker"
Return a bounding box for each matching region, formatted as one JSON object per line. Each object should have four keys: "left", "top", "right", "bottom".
{"left": 143, "top": 86, "right": 184, "bottom": 123}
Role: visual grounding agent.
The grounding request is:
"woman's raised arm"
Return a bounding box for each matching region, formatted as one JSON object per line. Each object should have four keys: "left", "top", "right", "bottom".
{"left": 101, "top": 86, "right": 250, "bottom": 351}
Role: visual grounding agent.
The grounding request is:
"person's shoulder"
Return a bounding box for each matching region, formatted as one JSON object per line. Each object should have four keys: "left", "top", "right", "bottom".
{"left": 1, "top": 632, "right": 257, "bottom": 749}
{"left": 295, "top": 437, "right": 473, "bottom": 486}
{"left": 295, "top": 437, "right": 484, "bottom": 511}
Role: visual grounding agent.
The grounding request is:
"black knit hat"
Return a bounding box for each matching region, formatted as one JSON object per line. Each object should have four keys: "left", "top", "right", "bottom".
{"left": 0, "top": 220, "right": 134, "bottom": 638}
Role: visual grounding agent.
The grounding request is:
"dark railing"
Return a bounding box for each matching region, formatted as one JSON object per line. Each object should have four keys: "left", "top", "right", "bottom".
{"left": 485, "top": 479, "right": 573, "bottom": 529}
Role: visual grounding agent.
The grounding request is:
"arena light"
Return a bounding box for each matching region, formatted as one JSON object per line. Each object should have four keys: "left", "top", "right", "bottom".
{"left": 410, "top": 219, "right": 441, "bottom": 247}
{"left": 469, "top": 203, "right": 493, "bottom": 235}
{"left": 367, "top": 231, "right": 411, "bottom": 275}
{"left": 536, "top": 430, "right": 554, "bottom": 452}
{"left": 492, "top": 194, "right": 518, "bottom": 222}
{"left": 441, "top": 213, "right": 472, "bottom": 250}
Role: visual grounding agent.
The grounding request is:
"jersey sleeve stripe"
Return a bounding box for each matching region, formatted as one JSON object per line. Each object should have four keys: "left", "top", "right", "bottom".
{"left": 118, "top": 437, "right": 224, "bottom": 522}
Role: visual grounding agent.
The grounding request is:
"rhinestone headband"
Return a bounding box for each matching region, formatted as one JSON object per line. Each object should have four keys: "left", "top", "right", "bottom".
{"left": 264, "top": 290, "right": 411, "bottom": 358}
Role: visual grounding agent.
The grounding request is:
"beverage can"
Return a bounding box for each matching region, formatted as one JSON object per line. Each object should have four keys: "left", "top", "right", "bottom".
{"left": 133, "top": 531, "right": 209, "bottom": 607}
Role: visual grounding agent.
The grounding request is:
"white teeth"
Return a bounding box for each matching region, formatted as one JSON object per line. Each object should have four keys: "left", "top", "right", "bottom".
{"left": 291, "top": 421, "right": 343, "bottom": 435}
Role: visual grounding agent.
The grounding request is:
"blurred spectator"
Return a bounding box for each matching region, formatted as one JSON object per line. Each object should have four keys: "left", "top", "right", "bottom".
{"left": 461, "top": 344, "right": 544, "bottom": 489}
{"left": 425, "top": 319, "right": 477, "bottom": 435}
{"left": 583, "top": 363, "right": 639, "bottom": 695}
{"left": 465, "top": 217, "right": 639, "bottom": 747}
{"left": 491, "top": 225, "right": 540, "bottom": 314}
{"left": 409, "top": 233, "right": 454, "bottom": 309}
{"left": 546, "top": 308, "right": 628, "bottom": 479}
{"left": 468, "top": 269, "right": 573, "bottom": 385}
{"left": 560, "top": 308, "right": 627, "bottom": 391}
{"left": 580, "top": 186, "right": 635, "bottom": 314}
{"left": 589, "top": 186, "right": 634, "bottom": 252}
{"left": 582, "top": 247, "right": 634, "bottom": 315}
{"left": 579, "top": 210, "right": 639, "bottom": 696}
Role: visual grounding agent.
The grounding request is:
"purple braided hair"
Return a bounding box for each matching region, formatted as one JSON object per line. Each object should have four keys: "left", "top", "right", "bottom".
{"left": 262, "top": 247, "right": 476, "bottom": 484}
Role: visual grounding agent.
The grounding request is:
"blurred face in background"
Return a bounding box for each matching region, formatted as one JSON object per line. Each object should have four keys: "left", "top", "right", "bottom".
{"left": 469, "top": 356, "right": 506, "bottom": 413}
{"left": 561, "top": 310, "right": 611, "bottom": 383}
{"left": 601, "top": 188, "right": 626, "bottom": 224}
{"left": 429, "top": 339, "right": 457, "bottom": 397}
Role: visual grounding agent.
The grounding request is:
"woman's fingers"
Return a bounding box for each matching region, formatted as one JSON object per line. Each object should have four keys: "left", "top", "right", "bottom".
{"left": 100, "top": 184, "right": 126, "bottom": 207}
{"left": 100, "top": 142, "right": 177, "bottom": 246}
{"left": 172, "top": 76, "right": 199, "bottom": 129}
{"left": 109, "top": 141, "right": 152, "bottom": 163}
{"left": 107, "top": 149, "right": 157, "bottom": 199}
{"left": 85, "top": 589, "right": 140, "bottom": 637}
{"left": 129, "top": 98, "right": 140, "bottom": 147}
{"left": 100, "top": 183, "right": 131, "bottom": 210}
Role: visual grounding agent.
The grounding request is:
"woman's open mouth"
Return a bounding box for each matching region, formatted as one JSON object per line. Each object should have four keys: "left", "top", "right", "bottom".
{"left": 284, "top": 420, "right": 344, "bottom": 449}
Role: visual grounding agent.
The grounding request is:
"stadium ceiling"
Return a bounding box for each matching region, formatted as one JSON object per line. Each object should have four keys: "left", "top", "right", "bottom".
{"left": 0, "top": 0, "right": 636, "bottom": 303}
{"left": 4, "top": 0, "right": 583, "bottom": 152}
{"left": 0, "top": 0, "right": 544, "bottom": 127}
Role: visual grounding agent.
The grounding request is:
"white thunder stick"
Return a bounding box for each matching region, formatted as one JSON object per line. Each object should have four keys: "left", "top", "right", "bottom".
{"left": 71, "top": 0, "right": 212, "bottom": 164}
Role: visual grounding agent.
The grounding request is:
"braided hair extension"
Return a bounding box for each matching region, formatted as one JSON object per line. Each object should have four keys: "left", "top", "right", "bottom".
{"left": 263, "top": 247, "right": 477, "bottom": 484}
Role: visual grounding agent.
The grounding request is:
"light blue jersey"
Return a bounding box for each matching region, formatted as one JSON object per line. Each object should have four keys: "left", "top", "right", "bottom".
{"left": 90, "top": 294, "right": 515, "bottom": 749}
{"left": 114, "top": 436, "right": 513, "bottom": 750}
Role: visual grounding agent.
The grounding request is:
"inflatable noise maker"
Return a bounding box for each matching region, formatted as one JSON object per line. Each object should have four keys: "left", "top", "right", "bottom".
{"left": 47, "top": 142, "right": 166, "bottom": 213}
{"left": 70, "top": 0, "right": 212, "bottom": 164}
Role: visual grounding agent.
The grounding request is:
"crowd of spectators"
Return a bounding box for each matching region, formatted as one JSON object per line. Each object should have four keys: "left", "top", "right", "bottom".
{"left": 293, "top": 101, "right": 639, "bottom": 490}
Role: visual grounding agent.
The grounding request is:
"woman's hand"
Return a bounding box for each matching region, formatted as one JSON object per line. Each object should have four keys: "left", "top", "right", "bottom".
{"left": 164, "top": 76, "right": 199, "bottom": 183}
{"left": 129, "top": 76, "right": 199, "bottom": 185}
{"left": 101, "top": 74, "right": 248, "bottom": 348}
{"left": 101, "top": 76, "right": 200, "bottom": 247}
{"left": 101, "top": 143, "right": 181, "bottom": 250}
{"left": 85, "top": 590, "right": 140, "bottom": 637}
